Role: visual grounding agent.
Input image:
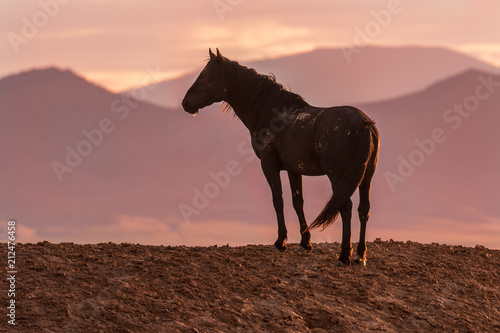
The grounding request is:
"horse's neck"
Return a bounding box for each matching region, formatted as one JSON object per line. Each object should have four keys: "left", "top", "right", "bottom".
{"left": 225, "top": 100, "right": 264, "bottom": 135}
{"left": 223, "top": 71, "right": 272, "bottom": 134}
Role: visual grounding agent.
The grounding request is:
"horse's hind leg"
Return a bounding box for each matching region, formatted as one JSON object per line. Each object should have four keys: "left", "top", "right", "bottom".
{"left": 337, "top": 199, "right": 353, "bottom": 266}
{"left": 287, "top": 172, "right": 312, "bottom": 251}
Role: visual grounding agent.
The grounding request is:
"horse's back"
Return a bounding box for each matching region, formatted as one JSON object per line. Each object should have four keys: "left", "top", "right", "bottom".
{"left": 309, "top": 105, "right": 377, "bottom": 171}
{"left": 317, "top": 105, "right": 374, "bottom": 127}
{"left": 310, "top": 105, "right": 374, "bottom": 143}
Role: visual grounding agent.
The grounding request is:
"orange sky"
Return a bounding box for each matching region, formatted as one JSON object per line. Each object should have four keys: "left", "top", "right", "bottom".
{"left": 2, "top": 0, "right": 500, "bottom": 91}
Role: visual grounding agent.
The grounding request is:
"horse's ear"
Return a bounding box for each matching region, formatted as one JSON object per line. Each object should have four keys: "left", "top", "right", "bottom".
{"left": 209, "top": 48, "right": 216, "bottom": 59}
{"left": 216, "top": 48, "right": 222, "bottom": 59}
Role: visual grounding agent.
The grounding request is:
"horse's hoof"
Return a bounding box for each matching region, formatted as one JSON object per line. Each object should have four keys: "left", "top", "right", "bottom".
{"left": 353, "top": 256, "right": 367, "bottom": 267}
{"left": 296, "top": 245, "right": 312, "bottom": 253}
{"left": 272, "top": 244, "right": 286, "bottom": 252}
{"left": 354, "top": 260, "right": 367, "bottom": 267}
{"left": 335, "top": 260, "right": 350, "bottom": 267}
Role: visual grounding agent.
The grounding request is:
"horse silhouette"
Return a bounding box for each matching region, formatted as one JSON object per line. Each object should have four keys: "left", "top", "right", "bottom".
{"left": 182, "top": 48, "right": 379, "bottom": 266}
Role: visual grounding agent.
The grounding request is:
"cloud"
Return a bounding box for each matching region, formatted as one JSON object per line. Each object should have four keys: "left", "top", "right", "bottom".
{"left": 18, "top": 215, "right": 278, "bottom": 247}
{"left": 455, "top": 43, "right": 500, "bottom": 66}
{"left": 83, "top": 68, "right": 184, "bottom": 92}
{"left": 370, "top": 212, "right": 500, "bottom": 249}
{"left": 0, "top": 220, "right": 44, "bottom": 244}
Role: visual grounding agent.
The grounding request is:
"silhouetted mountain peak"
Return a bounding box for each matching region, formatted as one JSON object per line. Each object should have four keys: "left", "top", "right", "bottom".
{"left": 0, "top": 66, "right": 115, "bottom": 102}
{"left": 1, "top": 66, "right": 81, "bottom": 86}
{"left": 433, "top": 68, "right": 499, "bottom": 86}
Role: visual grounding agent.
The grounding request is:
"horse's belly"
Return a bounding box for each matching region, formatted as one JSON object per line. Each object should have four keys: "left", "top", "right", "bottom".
{"left": 292, "top": 161, "right": 325, "bottom": 176}
{"left": 277, "top": 139, "right": 325, "bottom": 176}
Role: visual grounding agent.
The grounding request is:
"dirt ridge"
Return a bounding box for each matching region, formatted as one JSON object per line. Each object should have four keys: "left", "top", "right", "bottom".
{"left": 2, "top": 240, "right": 499, "bottom": 332}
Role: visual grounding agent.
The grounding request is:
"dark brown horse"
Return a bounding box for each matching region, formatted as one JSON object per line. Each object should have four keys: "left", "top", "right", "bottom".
{"left": 182, "top": 49, "right": 379, "bottom": 266}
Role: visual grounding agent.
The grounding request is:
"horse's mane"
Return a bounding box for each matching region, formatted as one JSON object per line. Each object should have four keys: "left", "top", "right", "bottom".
{"left": 219, "top": 58, "right": 308, "bottom": 130}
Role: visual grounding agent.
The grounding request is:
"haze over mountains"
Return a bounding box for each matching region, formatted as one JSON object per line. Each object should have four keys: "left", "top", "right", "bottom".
{"left": 1, "top": 46, "right": 499, "bottom": 248}
{"left": 127, "top": 46, "right": 499, "bottom": 108}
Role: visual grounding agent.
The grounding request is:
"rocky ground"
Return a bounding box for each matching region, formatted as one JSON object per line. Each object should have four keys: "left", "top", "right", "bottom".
{"left": 2, "top": 240, "right": 499, "bottom": 332}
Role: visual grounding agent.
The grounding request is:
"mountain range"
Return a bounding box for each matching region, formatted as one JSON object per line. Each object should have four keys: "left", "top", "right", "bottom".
{"left": 1, "top": 46, "right": 499, "bottom": 248}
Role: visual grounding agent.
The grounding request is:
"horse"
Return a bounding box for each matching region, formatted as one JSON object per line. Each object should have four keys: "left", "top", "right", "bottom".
{"left": 182, "top": 48, "right": 379, "bottom": 266}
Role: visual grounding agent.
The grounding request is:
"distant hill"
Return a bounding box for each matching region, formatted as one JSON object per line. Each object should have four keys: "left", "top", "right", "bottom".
{"left": 0, "top": 67, "right": 254, "bottom": 242}
{"left": 0, "top": 67, "right": 182, "bottom": 232}
{"left": 126, "top": 46, "right": 499, "bottom": 108}
{"left": 0, "top": 66, "right": 499, "bottom": 248}
{"left": 362, "top": 69, "right": 500, "bottom": 245}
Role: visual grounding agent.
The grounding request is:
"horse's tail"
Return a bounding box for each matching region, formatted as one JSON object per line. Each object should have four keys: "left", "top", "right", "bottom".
{"left": 310, "top": 119, "right": 378, "bottom": 230}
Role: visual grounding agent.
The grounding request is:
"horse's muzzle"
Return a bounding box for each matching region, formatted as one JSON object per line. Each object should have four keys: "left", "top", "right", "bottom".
{"left": 182, "top": 98, "right": 199, "bottom": 115}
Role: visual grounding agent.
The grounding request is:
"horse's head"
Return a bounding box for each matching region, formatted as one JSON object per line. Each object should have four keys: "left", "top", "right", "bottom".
{"left": 182, "top": 48, "right": 226, "bottom": 115}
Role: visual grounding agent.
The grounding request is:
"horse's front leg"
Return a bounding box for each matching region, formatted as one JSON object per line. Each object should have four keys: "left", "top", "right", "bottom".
{"left": 261, "top": 159, "right": 287, "bottom": 251}
{"left": 287, "top": 172, "right": 312, "bottom": 251}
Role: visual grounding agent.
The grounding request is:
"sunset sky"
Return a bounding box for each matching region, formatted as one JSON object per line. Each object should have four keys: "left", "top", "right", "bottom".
{"left": 2, "top": 1, "right": 500, "bottom": 248}
{"left": 2, "top": 0, "right": 500, "bottom": 91}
